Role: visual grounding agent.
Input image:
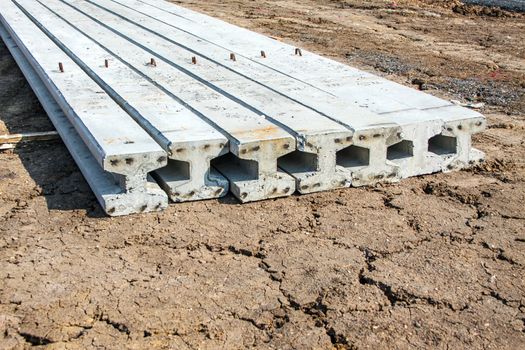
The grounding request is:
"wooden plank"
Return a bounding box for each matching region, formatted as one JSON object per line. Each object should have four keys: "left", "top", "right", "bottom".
{"left": 0, "top": 131, "right": 59, "bottom": 144}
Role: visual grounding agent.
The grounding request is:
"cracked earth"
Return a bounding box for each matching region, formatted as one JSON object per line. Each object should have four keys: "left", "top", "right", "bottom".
{"left": 1, "top": 0, "right": 524, "bottom": 349}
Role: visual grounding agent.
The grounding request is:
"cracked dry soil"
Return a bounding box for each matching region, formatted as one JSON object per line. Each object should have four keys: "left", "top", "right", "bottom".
{"left": 1, "top": 0, "right": 524, "bottom": 349}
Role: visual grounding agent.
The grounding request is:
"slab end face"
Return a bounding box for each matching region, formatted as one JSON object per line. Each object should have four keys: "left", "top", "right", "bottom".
{"left": 227, "top": 168, "right": 296, "bottom": 203}
{"left": 387, "top": 119, "right": 444, "bottom": 178}
{"left": 419, "top": 105, "right": 487, "bottom": 172}
{"left": 104, "top": 148, "right": 168, "bottom": 192}
{"left": 214, "top": 136, "right": 296, "bottom": 202}
{"left": 280, "top": 131, "right": 354, "bottom": 194}
{"left": 102, "top": 177, "right": 168, "bottom": 216}
{"left": 72, "top": 138, "right": 170, "bottom": 217}
{"left": 154, "top": 138, "right": 230, "bottom": 202}
{"left": 439, "top": 116, "right": 486, "bottom": 172}
{"left": 339, "top": 124, "right": 403, "bottom": 187}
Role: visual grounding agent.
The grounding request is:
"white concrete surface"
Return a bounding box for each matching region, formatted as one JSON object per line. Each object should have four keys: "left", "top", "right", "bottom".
{"left": 0, "top": 0, "right": 487, "bottom": 214}
{"left": 111, "top": 0, "right": 449, "bottom": 112}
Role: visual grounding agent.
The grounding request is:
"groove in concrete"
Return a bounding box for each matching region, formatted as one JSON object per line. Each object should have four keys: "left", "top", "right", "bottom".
{"left": 101, "top": 0, "right": 447, "bottom": 114}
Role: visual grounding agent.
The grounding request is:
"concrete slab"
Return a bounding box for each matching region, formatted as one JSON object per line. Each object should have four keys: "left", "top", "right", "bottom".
{"left": 0, "top": 20, "right": 168, "bottom": 216}
{"left": 15, "top": 0, "right": 230, "bottom": 203}
{"left": 47, "top": 0, "right": 361, "bottom": 195}
{"left": 119, "top": 0, "right": 486, "bottom": 175}
{"left": 1, "top": 0, "right": 487, "bottom": 213}
{"left": 421, "top": 105, "right": 486, "bottom": 172}
{"left": 31, "top": 0, "right": 298, "bottom": 203}
{"left": 59, "top": 0, "right": 411, "bottom": 190}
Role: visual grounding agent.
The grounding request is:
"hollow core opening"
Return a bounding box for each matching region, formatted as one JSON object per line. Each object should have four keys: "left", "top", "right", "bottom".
{"left": 278, "top": 150, "right": 318, "bottom": 174}
{"left": 211, "top": 152, "right": 259, "bottom": 181}
{"left": 428, "top": 134, "right": 457, "bottom": 155}
{"left": 151, "top": 159, "right": 191, "bottom": 184}
{"left": 387, "top": 140, "right": 414, "bottom": 160}
{"left": 336, "top": 145, "right": 370, "bottom": 168}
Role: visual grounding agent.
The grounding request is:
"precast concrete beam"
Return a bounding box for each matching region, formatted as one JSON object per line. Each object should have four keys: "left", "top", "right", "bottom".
{"left": 378, "top": 110, "right": 449, "bottom": 179}
{"left": 153, "top": 138, "right": 229, "bottom": 202}
{"left": 0, "top": 21, "right": 167, "bottom": 216}
{"left": 37, "top": 0, "right": 298, "bottom": 202}
{"left": 278, "top": 131, "right": 354, "bottom": 194}
{"left": 213, "top": 136, "right": 296, "bottom": 202}
{"left": 371, "top": 107, "right": 485, "bottom": 179}
{"left": 14, "top": 0, "right": 230, "bottom": 203}
{"left": 344, "top": 123, "right": 404, "bottom": 187}
{"left": 57, "top": 0, "right": 409, "bottom": 190}
{"left": 122, "top": 0, "right": 486, "bottom": 173}
{"left": 48, "top": 0, "right": 375, "bottom": 197}
{"left": 383, "top": 107, "right": 486, "bottom": 177}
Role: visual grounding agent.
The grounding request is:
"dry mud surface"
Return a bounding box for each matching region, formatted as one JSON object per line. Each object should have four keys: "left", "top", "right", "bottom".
{"left": 1, "top": 0, "right": 524, "bottom": 349}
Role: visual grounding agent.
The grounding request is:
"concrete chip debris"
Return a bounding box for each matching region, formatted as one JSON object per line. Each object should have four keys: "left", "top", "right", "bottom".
{"left": 0, "top": 0, "right": 486, "bottom": 216}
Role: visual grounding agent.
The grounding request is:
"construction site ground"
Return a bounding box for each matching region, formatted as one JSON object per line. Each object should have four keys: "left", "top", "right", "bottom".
{"left": 0, "top": 0, "right": 524, "bottom": 348}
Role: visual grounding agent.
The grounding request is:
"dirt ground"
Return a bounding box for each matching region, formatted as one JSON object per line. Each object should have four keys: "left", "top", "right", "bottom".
{"left": 0, "top": 0, "right": 524, "bottom": 349}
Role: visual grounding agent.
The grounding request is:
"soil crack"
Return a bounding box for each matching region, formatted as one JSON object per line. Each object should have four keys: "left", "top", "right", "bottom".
{"left": 358, "top": 268, "right": 462, "bottom": 311}
{"left": 18, "top": 332, "right": 54, "bottom": 346}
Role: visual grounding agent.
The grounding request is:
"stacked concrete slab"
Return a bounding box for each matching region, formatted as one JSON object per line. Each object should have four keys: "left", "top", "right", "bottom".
{"left": 0, "top": 0, "right": 486, "bottom": 216}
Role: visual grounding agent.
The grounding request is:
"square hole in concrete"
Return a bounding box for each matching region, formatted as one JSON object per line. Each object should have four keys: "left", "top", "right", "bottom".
{"left": 428, "top": 134, "right": 457, "bottom": 155}
{"left": 387, "top": 140, "right": 414, "bottom": 160}
{"left": 336, "top": 145, "right": 370, "bottom": 168}
{"left": 211, "top": 153, "right": 259, "bottom": 181}
{"left": 278, "top": 150, "right": 318, "bottom": 174}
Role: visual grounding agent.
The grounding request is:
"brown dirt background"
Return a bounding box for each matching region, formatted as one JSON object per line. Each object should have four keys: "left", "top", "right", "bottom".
{"left": 1, "top": 0, "right": 524, "bottom": 348}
